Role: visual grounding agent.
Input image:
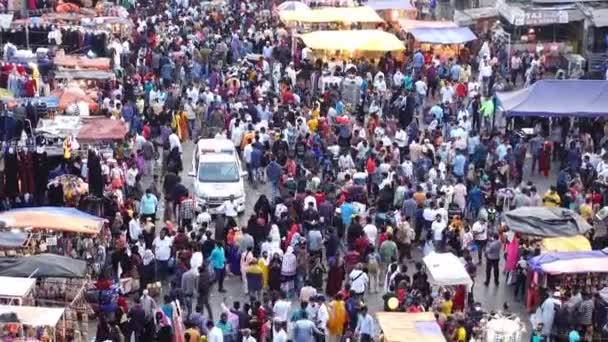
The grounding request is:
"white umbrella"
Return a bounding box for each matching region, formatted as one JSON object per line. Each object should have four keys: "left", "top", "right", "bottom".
{"left": 277, "top": 1, "right": 309, "bottom": 11}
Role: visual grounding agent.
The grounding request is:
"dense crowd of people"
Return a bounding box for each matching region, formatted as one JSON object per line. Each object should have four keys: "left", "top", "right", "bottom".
{"left": 23, "top": 0, "right": 604, "bottom": 341}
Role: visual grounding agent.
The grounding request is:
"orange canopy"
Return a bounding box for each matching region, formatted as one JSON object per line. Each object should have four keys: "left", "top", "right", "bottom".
{"left": 54, "top": 56, "right": 111, "bottom": 71}
{"left": 52, "top": 88, "right": 99, "bottom": 111}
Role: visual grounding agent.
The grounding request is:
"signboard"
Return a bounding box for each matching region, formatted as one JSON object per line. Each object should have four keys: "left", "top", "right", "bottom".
{"left": 0, "top": 14, "right": 13, "bottom": 30}
{"left": 497, "top": 0, "right": 570, "bottom": 26}
{"left": 519, "top": 10, "right": 569, "bottom": 25}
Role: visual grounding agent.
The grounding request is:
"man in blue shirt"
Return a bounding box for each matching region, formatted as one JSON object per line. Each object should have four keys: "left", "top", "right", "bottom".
{"left": 266, "top": 155, "right": 283, "bottom": 200}
{"left": 355, "top": 305, "right": 374, "bottom": 341}
{"left": 139, "top": 189, "right": 158, "bottom": 222}
{"left": 450, "top": 62, "right": 461, "bottom": 82}
{"left": 340, "top": 200, "right": 355, "bottom": 227}
{"left": 452, "top": 151, "right": 467, "bottom": 177}
{"left": 413, "top": 50, "right": 424, "bottom": 75}
{"left": 209, "top": 241, "right": 227, "bottom": 293}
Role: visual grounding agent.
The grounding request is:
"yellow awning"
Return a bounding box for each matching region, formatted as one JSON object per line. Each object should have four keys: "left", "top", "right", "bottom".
{"left": 279, "top": 6, "right": 384, "bottom": 23}
{"left": 542, "top": 235, "right": 591, "bottom": 253}
{"left": 300, "top": 30, "right": 404, "bottom": 52}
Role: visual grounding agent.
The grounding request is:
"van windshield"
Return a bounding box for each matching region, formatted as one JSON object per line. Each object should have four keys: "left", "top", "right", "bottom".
{"left": 198, "top": 162, "right": 240, "bottom": 183}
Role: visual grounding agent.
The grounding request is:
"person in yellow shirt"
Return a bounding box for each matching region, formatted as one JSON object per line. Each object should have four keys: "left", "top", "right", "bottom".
{"left": 307, "top": 116, "right": 319, "bottom": 134}
{"left": 580, "top": 198, "right": 593, "bottom": 221}
{"left": 452, "top": 319, "right": 467, "bottom": 342}
{"left": 440, "top": 291, "right": 453, "bottom": 316}
{"left": 311, "top": 102, "right": 321, "bottom": 118}
{"left": 327, "top": 294, "right": 347, "bottom": 342}
{"left": 542, "top": 186, "right": 561, "bottom": 208}
{"left": 184, "top": 323, "right": 201, "bottom": 342}
{"left": 258, "top": 251, "right": 269, "bottom": 289}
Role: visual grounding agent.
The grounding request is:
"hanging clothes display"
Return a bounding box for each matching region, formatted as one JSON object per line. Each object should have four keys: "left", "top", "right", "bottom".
{"left": 87, "top": 149, "right": 103, "bottom": 197}
{"left": 0, "top": 149, "right": 5, "bottom": 199}
{"left": 4, "top": 148, "right": 19, "bottom": 198}
{"left": 33, "top": 147, "right": 48, "bottom": 203}
{"left": 18, "top": 150, "right": 34, "bottom": 194}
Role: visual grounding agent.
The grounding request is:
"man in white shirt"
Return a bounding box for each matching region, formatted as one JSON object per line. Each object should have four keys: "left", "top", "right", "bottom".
{"left": 128, "top": 214, "right": 142, "bottom": 242}
{"left": 272, "top": 293, "right": 291, "bottom": 322}
{"left": 218, "top": 195, "right": 238, "bottom": 218}
{"left": 153, "top": 229, "right": 173, "bottom": 280}
{"left": 472, "top": 218, "right": 488, "bottom": 264}
{"left": 348, "top": 265, "right": 369, "bottom": 296}
{"left": 206, "top": 321, "right": 224, "bottom": 342}
{"left": 440, "top": 82, "right": 455, "bottom": 104}
{"left": 125, "top": 164, "right": 138, "bottom": 196}
{"left": 395, "top": 127, "right": 408, "bottom": 151}
{"left": 415, "top": 78, "right": 427, "bottom": 110}
{"left": 169, "top": 131, "right": 182, "bottom": 153}
{"left": 243, "top": 139, "right": 253, "bottom": 182}
{"left": 431, "top": 214, "right": 447, "bottom": 250}
{"left": 363, "top": 217, "right": 378, "bottom": 246}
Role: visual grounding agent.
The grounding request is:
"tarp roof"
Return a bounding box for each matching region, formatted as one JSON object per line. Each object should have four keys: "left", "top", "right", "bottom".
{"left": 0, "top": 207, "right": 104, "bottom": 234}
{"left": 300, "top": 30, "right": 404, "bottom": 51}
{"left": 0, "top": 305, "right": 64, "bottom": 327}
{"left": 542, "top": 235, "right": 591, "bottom": 252}
{"left": 528, "top": 249, "right": 608, "bottom": 275}
{"left": 497, "top": 80, "right": 608, "bottom": 117}
{"left": 366, "top": 0, "right": 416, "bottom": 11}
{"left": 423, "top": 252, "right": 473, "bottom": 287}
{"left": 0, "top": 254, "right": 87, "bottom": 278}
{"left": 504, "top": 206, "right": 592, "bottom": 237}
{"left": 77, "top": 117, "right": 127, "bottom": 142}
{"left": 53, "top": 56, "right": 110, "bottom": 71}
{"left": 54, "top": 70, "right": 115, "bottom": 80}
{"left": 376, "top": 312, "right": 446, "bottom": 342}
{"left": 0, "top": 277, "right": 36, "bottom": 298}
{"left": 399, "top": 19, "right": 458, "bottom": 30}
{"left": 0, "top": 231, "right": 29, "bottom": 248}
{"left": 408, "top": 26, "right": 477, "bottom": 44}
{"left": 453, "top": 7, "right": 498, "bottom": 26}
{"left": 592, "top": 8, "right": 608, "bottom": 27}
{"left": 279, "top": 6, "right": 384, "bottom": 23}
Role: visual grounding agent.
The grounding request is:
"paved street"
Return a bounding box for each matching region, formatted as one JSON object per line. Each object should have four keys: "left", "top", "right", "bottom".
{"left": 152, "top": 138, "right": 559, "bottom": 331}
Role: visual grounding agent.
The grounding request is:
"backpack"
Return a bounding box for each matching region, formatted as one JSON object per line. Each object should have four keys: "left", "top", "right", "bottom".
{"left": 367, "top": 253, "right": 379, "bottom": 274}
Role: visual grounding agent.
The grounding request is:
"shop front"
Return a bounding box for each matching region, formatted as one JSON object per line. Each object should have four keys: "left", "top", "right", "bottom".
{"left": 496, "top": 0, "right": 585, "bottom": 69}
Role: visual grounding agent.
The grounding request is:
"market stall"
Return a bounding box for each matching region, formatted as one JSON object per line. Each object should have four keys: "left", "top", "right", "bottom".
{"left": 77, "top": 117, "right": 127, "bottom": 144}
{"left": 504, "top": 206, "right": 592, "bottom": 237}
{"left": 0, "top": 276, "right": 36, "bottom": 305}
{"left": 541, "top": 235, "right": 591, "bottom": 252}
{"left": 423, "top": 252, "right": 473, "bottom": 312}
{"left": 526, "top": 249, "right": 608, "bottom": 311}
{"left": 376, "top": 312, "right": 446, "bottom": 342}
{"left": 299, "top": 29, "right": 404, "bottom": 60}
{"left": 0, "top": 207, "right": 104, "bottom": 235}
{"left": 366, "top": 0, "right": 417, "bottom": 23}
{"left": 399, "top": 19, "right": 477, "bottom": 59}
{"left": 423, "top": 252, "right": 473, "bottom": 288}
{"left": 0, "top": 254, "right": 92, "bottom": 341}
{"left": 279, "top": 6, "right": 384, "bottom": 24}
{"left": 0, "top": 230, "right": 32, "bottom": 254}
{"left": 0, "top": 305, "right": 65, "bottom": 341}
{"left": 453, "top": 7, "right": 498, "bottom": 35}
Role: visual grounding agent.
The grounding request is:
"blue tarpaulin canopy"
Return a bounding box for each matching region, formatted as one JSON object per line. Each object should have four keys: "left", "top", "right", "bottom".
{"left": 497, "top": 80, "right": 608, "bottom": 117}
{"left": 366, "top": 0, "right": 416, "bottom": 11}
{"left": 408, "top": 26, "right": 477, "bottom": 44}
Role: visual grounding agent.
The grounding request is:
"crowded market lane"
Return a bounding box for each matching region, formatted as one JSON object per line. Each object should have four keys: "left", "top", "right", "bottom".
{"left": 171, "top": 135, "right": 558, "bottom": 329}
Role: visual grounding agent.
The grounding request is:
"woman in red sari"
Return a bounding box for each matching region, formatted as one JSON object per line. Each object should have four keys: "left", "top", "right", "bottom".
{"left": 326, "top": 255, "right": 345, "bottom": 297}
{"left": 539, "top": 142, "right": 552, "bottom": 177}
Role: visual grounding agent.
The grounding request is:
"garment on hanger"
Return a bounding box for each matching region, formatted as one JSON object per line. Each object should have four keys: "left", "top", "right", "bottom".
{"left": 33, "top": 149, "right": 48, "bottom": 196}
{"left": 18, "top": 150, "right": 34, "bottom": 194}
{"left": 87, "top": 149, "right": 103, "bottom": 197}
{"left": 4, "top": 148, "right": 19, "bottom": 198}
